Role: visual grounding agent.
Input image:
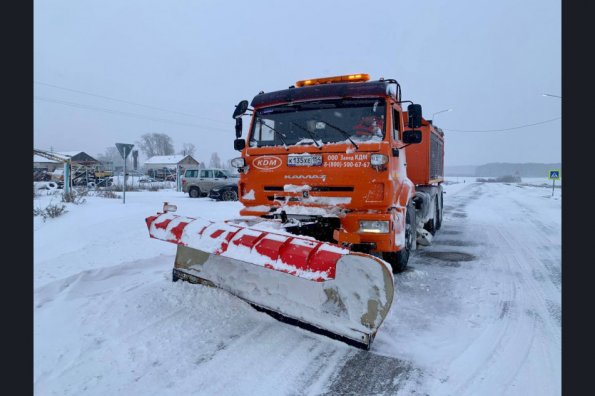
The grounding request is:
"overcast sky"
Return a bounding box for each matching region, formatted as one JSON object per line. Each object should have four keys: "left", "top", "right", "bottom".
{"left": 34, "top": 0, "right": 561, "bottom": 167}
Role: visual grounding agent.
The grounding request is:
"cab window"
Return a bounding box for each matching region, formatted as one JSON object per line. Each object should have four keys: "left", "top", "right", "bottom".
{"left": 392, "top": 108, "right": 401, "bottom": 140}
{"left": 200, "top": 170, "right": 213, "bottom": 178}
{"left": 214, "top": 170, "right": 226, "bottom": 178}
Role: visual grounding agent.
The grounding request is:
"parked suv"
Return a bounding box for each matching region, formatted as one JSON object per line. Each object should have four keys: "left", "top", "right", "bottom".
{"left": 182, "top": 168, "right": 239, "bottom": 198}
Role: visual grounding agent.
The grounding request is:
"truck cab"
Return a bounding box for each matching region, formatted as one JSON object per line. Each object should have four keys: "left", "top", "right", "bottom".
{"left": 230, "top": 74, "right": 438, "bottom": 272}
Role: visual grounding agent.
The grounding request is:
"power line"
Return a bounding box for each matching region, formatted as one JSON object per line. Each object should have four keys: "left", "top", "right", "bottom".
{"left": 34, "top": 81, "right": 230, "bottom": 124}
{"left": 442, "top": 117, "right": 561, "bottom": 133}
{"left": 34, "top": 96, "right": 233, "bottom": 133}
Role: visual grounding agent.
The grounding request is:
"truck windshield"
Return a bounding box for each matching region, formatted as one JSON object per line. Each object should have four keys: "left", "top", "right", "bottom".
{"left": 249, "top": 98, "right": 386, "bottom": 148}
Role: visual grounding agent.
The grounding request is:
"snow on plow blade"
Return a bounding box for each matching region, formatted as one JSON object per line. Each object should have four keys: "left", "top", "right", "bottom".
{"left": 146, "top": 212, "right": 394, "bottom": 350}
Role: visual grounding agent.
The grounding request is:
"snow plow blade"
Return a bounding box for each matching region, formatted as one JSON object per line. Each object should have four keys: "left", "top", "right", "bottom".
{"left": 146, "top": 212, "right": 394, "bottom": 350}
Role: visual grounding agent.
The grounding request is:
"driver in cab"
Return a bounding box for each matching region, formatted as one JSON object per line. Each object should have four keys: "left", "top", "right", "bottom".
{"left": 353, "top": 108, "right": 384, "bottom": 140}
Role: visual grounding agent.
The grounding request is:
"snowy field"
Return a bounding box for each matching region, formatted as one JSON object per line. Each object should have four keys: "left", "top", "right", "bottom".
{"left": 445, "top": 176, "right": 561, "bottom": 187}
{"left": 34, "top": 178, "right": 561, "bottom": 395}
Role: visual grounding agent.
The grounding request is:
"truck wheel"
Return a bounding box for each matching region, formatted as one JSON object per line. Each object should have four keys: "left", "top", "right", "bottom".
{"left": 189, "top": 187, "right": 201, "bottom": 198}
{"left": 384, "top": 201, "right": 416, "bottom": 273}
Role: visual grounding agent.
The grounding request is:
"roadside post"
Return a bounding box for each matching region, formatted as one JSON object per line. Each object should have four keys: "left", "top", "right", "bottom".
{"left": 116, "top": 143, "right": 135, "bottom": 204}
{"left": 177, "top": 165, "right": 181, "bottom": 191}
{"left": 63, "top": 159, "right": 70, "bottom": 194}
{"left": 548, "top": 169, "right": 561, "bottom": 197}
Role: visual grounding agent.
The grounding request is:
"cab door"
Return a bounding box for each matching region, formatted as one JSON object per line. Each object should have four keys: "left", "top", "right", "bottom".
{"left": 389, "top": 104, "right": 405, "bottom": 200}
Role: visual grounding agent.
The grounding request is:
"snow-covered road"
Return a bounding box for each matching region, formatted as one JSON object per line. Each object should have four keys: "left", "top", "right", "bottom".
{"left": 34, "top": 180, "right": 561, "bottom": 395}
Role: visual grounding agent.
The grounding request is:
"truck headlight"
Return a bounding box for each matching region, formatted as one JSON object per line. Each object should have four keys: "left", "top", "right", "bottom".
{"left": 231, "top": 157, "right": 246, "bottom": 168}
{"left": 359, "top": 220, "right": 389, "bottom": 233}
{"left": 370, "top": 154, "right": 389, "bottom": 165}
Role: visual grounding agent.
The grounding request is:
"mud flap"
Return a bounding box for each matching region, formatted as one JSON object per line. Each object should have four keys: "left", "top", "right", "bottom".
{"left": 173, "top": 245, "right": 394, "bottom": 350}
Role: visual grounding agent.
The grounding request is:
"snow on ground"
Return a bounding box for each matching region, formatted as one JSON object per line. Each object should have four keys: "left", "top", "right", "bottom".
{"left": 34, "top": 180, "right": 561, "bottom": 395}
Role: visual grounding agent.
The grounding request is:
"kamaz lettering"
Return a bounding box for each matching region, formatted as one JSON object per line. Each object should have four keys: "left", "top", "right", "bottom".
{"left": 284, "top": 174, "right": 327, "bottom": 181}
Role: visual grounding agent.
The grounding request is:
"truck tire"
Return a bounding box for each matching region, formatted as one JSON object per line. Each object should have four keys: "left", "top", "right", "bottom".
{"left": 189, "top": 187, "right": 201, "bottom": 198}
{"left": 384, "top": 201, "right": 416, "bottom": 273}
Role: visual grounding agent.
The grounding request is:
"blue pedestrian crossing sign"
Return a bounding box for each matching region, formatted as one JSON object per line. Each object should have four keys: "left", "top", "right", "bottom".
{"left": 548, "top": 170, "right": 561, "bottom": 180}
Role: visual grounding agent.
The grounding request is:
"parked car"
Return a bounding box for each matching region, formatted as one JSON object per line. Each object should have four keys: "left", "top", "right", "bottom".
{"left": 182, "top": 168, "right": 240, "bottom": 198}
{"left": 113, "top": 170, "right": 144, "bottom": 177}
{"left": 138, "top": 176, "right": 157, "bottom": 183}
{"left": 209, "top": 183, "right": 239, "bottom": 201}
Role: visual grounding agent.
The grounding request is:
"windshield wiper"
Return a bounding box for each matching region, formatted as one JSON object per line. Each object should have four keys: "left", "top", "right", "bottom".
{"left": 291, "top": 122, "right": 322, "bottom": 150}
{"left": 257, "top": 119, "right": 289, "bottom": 150}
{"left": 318, "top": 121, "right": 359, "bottom": 150}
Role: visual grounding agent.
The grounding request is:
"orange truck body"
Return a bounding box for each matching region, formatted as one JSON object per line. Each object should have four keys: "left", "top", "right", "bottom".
{"left": 233, "top": 75, "right": 444, "bottom": 263}
{"left": 404, "top": 115, "right": 445, "bottom": 186}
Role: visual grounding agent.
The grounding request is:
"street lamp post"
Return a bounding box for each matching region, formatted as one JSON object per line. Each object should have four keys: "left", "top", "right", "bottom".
{"left": 432, "top": 109, "right": 452, "bottom": 124}
{"left": 542, "top": 93, "right": 562, "bottom": 98}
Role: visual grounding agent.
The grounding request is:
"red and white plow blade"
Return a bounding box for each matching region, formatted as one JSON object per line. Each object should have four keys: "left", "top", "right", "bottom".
{"left": 146, "top": 212, "right": 395, "bottom": 349}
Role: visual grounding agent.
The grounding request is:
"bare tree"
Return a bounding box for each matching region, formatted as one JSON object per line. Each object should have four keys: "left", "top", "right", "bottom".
{"left": 209, "top": 152, "right": 223, "bottom": 168}
{"left": 199, "top": 162, "right": 206, "bottom": 169}
{"left": 178, "top": 143, "right": 196, "bottom": 157}
{"left": 136, "top": 133, "right": 175, "bottom": 158}
{"left": 97, "top": 147, "right": 123, "bottom": 166}
{"left": 224, "top": 158, "right": 234, "bottom": 172}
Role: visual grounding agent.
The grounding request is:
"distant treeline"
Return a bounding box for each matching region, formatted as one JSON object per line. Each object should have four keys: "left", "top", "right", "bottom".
{"left": 474, "top": 163, "right": 561, "bottom": 177}
{"left": 445, "top": 163, "right": 562, "bottom": 177}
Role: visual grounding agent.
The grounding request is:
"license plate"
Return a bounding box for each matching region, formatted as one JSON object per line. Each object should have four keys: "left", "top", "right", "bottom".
{"left": 287, "top": 155, "right": 322, "bottom": 167}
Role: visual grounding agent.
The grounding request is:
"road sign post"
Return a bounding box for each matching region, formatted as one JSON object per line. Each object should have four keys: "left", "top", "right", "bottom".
{"left": 548, "top": 170, "right": 561, "bottom": 197}
{"left": 116, "top": 143, "right": 135, "bottom": 204}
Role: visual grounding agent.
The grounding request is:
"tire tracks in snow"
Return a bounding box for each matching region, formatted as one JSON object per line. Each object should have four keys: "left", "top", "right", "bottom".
{"left": 439, "top": 184, "right": 561, "bottom": 396}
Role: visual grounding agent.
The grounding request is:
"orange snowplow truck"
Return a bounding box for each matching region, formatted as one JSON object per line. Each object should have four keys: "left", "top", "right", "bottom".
{"left": 145, "top": 73, "right": 445, "bottom": 349}
{"left": 230, "top": 73, "right": 445, "bottom": 273}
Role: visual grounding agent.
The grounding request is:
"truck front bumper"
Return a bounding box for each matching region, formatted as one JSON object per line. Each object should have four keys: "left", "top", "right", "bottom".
{"left": 333, "top": 211, "right": 404, "bottom": 253}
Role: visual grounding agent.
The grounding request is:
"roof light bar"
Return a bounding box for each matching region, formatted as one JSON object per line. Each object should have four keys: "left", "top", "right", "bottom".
{"left": 295, "top": 74, "right": 370, "bottom": 87}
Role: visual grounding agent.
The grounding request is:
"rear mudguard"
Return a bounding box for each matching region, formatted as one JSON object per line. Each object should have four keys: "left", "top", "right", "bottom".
{"left": 146, "top": 212, "right": 395, "bottom": 349}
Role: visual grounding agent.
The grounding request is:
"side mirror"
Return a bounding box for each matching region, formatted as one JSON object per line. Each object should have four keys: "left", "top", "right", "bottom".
{"left": 235, "top": 118, "right": 243, "bottom": 138}
{"left": 232, "top": 100, "right": 249, "bottom": 119}
{"left": 407, "top": 104, "right": 422, "bottom": 129}
{"left": 234, "top": 139, "right": 246, "bottom": 151}
{"left": 403, "top": 130, "right": 422, "bottom": 144}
